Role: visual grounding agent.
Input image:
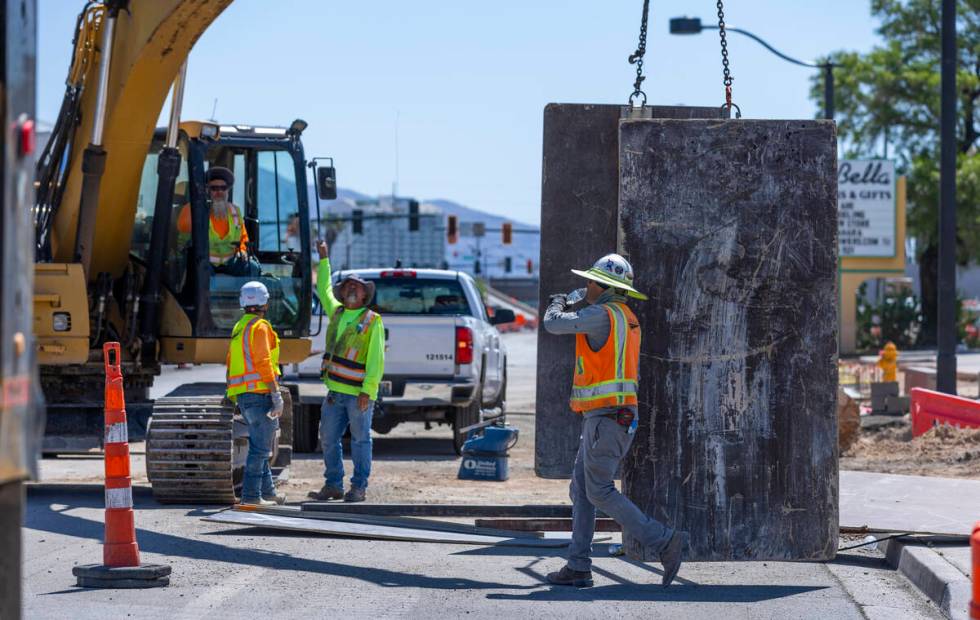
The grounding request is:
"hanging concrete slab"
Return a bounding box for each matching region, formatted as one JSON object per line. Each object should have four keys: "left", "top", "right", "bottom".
{"left": 619, "top": 118, "right": 839, "bottom": 561}
{"left": 203, "top": 508, "right": 577, "bottom": 547}
{"left": 535, "top": 103, "right": 727, "bottom": 479}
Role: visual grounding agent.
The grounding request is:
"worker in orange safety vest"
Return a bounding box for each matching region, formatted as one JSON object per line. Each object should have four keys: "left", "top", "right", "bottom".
{"left": 542, "top": 253, "right": 688, "bottom": 588}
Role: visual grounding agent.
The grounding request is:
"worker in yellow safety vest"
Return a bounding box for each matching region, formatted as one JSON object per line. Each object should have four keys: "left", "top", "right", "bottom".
{"left": 226, "top": 281, "right": 284, "bottom": 506}
{"left": 542, "top": 253, "right": 688, "bottom": 588}
{"left": 177, "top": 166, "right": 251, "bottom": 272}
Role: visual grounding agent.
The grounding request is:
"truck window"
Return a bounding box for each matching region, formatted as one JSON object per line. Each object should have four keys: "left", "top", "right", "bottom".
{"left": 370, "top": 278, "right": 472, "bottom": 316}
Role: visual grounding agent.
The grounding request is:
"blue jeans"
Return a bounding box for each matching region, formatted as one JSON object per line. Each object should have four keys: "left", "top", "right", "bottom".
{"left": 568, "top": 415, "right": 672, "bottom": 572}
{"left": 237, "top": 392, "right": 278, "bottom": 500}
{"left": 320, "top": 391, "right": 373, "bottom": 490}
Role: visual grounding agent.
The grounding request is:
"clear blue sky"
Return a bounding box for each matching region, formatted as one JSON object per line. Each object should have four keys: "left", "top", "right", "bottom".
{"left": 38, "top": 1, "right": 881, "bottom": 225}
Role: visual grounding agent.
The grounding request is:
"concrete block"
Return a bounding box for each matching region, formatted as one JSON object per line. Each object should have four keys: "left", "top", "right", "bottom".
{"left": 879, "top": 539, "right": 972, "bottom": 620}
{"left": 618, "top": 119, "right": 839, "bottom": 561}
{"left": 535, "top": 103, "right": 726, "bottom": 478}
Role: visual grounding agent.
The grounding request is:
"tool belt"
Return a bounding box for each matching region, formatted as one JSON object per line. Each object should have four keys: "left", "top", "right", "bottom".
{"left": 600, "top": 408, "right": 635, "bottom": 428}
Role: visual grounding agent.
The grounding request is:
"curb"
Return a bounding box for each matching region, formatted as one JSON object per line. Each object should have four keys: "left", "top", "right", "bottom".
{"left": 878, "top": 538, "right": 972, "bottom": 620}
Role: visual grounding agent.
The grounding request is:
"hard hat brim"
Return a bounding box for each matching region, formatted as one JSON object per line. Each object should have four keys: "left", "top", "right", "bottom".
{"left": 571, "top": 268, "right": 648, "bottom": 300}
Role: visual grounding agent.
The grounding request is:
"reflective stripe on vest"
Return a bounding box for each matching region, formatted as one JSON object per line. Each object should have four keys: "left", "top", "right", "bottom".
{"left": 570, "top": 302, "right": 639, "bottom": 412}
{"left": 209, "top": 207, "right": 243, "bottom": 265}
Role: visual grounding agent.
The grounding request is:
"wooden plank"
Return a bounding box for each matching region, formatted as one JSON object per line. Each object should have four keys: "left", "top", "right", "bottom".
{"left": 618, "top": 119, "right": 839, "bottom": 561}
{"left": 203, "top": 509, "right": 575, "bottom": 547}
{"left": 300, "top": 502, "right": 592, "bottom": 518}
{"left": 475, "top": 518, "right": 620, "bottom": 532}
{"left": 240, "top": 505, "right": 545, "bottom": 539}
{"left": 535, "top": 103, "right": 727, "bottom": 479}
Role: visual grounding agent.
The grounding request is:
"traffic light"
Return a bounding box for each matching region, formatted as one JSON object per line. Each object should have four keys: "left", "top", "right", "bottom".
{"left": 502, "top": 222, "right": 512, "bottom": 245}
{"left": 474, "top": 259, "right": 481, "bottom": 275}
{"left": 447, "top": 215, "right": 458, "bottom": 244}
{"left": 505, "top": 256, "right": 512, "bottom": 273}
{"left": 352, "top": 209, "right": 363, "bottom": 235}
{"left": 526, "top": 258, "right": 533, "bottom": 274}
{"left": 408, "top": 199, "right": 419, "bottom": 231}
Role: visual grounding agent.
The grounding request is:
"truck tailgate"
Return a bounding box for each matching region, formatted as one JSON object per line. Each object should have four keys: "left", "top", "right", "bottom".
{"left": 382, "top": 315, "right": 457, "bottom": 376}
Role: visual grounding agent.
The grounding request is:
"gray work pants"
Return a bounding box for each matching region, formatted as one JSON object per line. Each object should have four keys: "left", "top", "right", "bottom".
{"left": 567, "top": 414, "right": 673, "bottom": 572}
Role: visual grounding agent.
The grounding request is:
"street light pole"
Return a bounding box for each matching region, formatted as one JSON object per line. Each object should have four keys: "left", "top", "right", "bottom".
{"left": 937, "top": 0, "right": 957, "bottom": 394}
{"left": 669, "top": 17, "right": 835, "bottom": 120}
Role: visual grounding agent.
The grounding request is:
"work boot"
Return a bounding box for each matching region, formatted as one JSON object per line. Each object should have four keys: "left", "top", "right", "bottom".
{"left": 343, "top": 486, "right": 366, "bottom": 503}
{"left": 239, "top": 497, "right": 277, "bottom": 507}
{"left": 262, "top": 493, "right": 287, "bottom": 505}
{"left": 307, "top": 484, "right": 344, "bottom": 501}
{"left": 660, "top": 530, "right": 689, "bottom": 587}
{"left": 545, "top": 565, "right": 593, "bottom": 588}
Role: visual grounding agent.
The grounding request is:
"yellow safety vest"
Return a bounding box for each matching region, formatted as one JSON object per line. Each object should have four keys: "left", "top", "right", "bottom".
{"left": 226, "top": 313, "right": 280, "bottom": 401}
{"left": 320, "top": 307, "right": 380, "bottom": 390}
{"left": 209, "top": 207, "right": 244, "bottom": 265}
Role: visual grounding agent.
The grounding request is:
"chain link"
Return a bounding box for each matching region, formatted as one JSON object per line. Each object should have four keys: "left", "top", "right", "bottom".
{"left": 628, "top": 0, "right": 650, "bottom": 106}
{"left": 716, "top": 0, "right": 740, "bottom": 117}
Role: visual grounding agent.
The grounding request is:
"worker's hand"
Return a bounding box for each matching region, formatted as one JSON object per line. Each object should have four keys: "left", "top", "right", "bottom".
{"left": 357, "top": 393, "right": 371, "bottom": 412}
{"left": 269, "top": 390, "right": 285, "bottom": 419}
{"left": 316, "top": 239, "right": 329, "bottom": 260}
{"left": 548, "top": 293, "right": 568, "bottom": 307}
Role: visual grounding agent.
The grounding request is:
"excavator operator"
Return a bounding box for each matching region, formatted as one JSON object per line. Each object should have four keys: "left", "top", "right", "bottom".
{"left": 176, "top": 166, "right": 255, "bottom": 276}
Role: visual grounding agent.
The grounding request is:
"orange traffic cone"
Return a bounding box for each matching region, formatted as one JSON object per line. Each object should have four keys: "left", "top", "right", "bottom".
{"left": 72, "top": 343, "right": 171, "bottom": 588}
{"left": 971, "top": 521, "right": 979, "bottom": 620}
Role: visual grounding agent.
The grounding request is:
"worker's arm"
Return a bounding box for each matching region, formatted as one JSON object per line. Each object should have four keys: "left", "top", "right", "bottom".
{"left": 543, "top": 295, "right": 610, "bottom": 339}
{"left": 176, "top": 203, "right": 191, "bottom": 235}
{"left": 360, "top": 315, "right": 386, "bottom": 402}
{"left": 250, "top": 322, "right": 280, "bottom": 390}
{"left": 234, "top": 204, "right": 249, "bottom": 255}
{"left": 316, "top": 258, "right": 341, "bottom": 316}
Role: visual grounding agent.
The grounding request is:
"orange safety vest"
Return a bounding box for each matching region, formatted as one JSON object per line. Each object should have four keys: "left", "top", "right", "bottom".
{"left": 570, "top": 302, "right": 640, "bottom": 413}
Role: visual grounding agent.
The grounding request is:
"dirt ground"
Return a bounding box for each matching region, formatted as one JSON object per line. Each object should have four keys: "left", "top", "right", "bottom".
{"left": 841, "top": 421, "right": 980, "bottom": 480}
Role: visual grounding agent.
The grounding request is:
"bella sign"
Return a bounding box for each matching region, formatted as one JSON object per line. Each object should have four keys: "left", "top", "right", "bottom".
{"left": 838, "top": 159, "right": 896, "bottom": 258}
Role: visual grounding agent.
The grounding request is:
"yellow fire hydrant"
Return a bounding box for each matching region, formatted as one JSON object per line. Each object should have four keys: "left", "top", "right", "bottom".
{"left": 877, "top": 341, "right": 898, "bottom": 383}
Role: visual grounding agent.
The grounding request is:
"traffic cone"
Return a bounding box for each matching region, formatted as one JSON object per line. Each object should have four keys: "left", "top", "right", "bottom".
{"left": 971, "top": 521, "right": 979, "bottom": 620}
{"left": 72, "top": 343, "right": 171, "bottom": 588}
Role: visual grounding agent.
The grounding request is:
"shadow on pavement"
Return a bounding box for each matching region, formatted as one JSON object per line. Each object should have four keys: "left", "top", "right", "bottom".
{"left": 486, "top": 583, "right": 826, "bottom": 603}
{"left": 24, "top": 495, "right": 537, "bottom": 593}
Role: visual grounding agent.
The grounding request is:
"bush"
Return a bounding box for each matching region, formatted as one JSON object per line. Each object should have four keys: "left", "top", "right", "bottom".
{"left": 855, "top": 282, "right": 922, "bottom": 351}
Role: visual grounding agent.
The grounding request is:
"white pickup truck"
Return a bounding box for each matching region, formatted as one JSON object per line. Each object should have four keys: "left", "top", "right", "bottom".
{"left": 289, "top": 267, "right": 514, "bottom": 454}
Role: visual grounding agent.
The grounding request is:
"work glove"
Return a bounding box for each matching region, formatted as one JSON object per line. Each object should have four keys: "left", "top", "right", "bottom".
{"left": 268, "top": 390, "right": 285, "bottom": 419}
{"left": 548, "top": 293, "right": 568, "bottom": 307}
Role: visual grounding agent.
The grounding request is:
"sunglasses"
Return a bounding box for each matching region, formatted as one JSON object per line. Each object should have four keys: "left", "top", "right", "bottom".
{"left": 208, "top": 184, "right": 228, "bottom": 192}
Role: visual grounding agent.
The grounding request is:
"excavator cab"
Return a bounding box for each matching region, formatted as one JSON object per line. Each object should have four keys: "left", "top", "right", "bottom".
{"left": 130, "top": 121, "right": 314, "bottom": 362}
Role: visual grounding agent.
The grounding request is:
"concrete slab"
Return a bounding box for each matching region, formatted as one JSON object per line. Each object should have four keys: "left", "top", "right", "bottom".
{"left": 618, "top": 118, "right": 839, "bottom": 562}
{"left": 840, "top": 471, "right": 980, "bottom": 537}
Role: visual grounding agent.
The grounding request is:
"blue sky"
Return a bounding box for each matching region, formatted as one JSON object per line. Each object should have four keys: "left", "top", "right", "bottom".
{"left": 38, "top": 1, "right": 881, "bottom": 225}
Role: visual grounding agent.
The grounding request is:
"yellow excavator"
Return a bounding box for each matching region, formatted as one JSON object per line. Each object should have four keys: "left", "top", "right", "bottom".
{"left": 33, "top": 1, "right": 334, "bottom": 502}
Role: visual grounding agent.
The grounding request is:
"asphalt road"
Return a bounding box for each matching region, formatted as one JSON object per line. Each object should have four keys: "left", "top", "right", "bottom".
{"left": 23, "top": 332, "right": 943, "bottom": 619}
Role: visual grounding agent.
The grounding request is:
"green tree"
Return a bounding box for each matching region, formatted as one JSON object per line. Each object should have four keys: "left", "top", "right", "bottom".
{"left": 813, "top": 0, "right": 980, "bottom": 345}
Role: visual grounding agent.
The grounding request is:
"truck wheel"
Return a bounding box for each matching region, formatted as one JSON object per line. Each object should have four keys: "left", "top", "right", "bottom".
{"left": 293, "top": 403, "right": 321, "bottom": 453}
{"left": 452, "top": 386, "right": 482, "bottom": 456}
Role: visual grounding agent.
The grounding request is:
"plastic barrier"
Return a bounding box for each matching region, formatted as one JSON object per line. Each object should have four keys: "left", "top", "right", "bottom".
{"left": 909, "top": 387, "right": 980, "bottom": 438}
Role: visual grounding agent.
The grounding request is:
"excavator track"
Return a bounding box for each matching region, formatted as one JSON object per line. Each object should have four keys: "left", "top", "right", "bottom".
{"left": 145, "top": 395, "right": 247, "bottom": 504}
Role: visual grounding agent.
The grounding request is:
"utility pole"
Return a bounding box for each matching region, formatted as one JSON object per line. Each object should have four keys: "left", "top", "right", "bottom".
{"left": 937, "top": 0, "right": 957, "bottom": 394}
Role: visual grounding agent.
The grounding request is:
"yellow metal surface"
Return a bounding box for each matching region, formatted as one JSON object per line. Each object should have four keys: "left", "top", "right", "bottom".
{"left": 33, "top": 264, "right": 90, "bottom": 364}
{"left": 50, "top": 0, "right": 233, "bottom": 277}
{"left": 159, "top": 287, "right": 193, "bottom": 337}
{"left": 178, "top": 120, "right": 220, "bottom": 140}
{"left": 161, "top": 336, "right": 312, "bottom": 364}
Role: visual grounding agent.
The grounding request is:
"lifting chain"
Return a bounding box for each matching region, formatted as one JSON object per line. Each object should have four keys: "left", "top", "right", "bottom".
{"left": 627, "top": 0, "right": 650, "bottom": 107}
{"left": 716, "top": 0, "right": 741, "bottom": 118}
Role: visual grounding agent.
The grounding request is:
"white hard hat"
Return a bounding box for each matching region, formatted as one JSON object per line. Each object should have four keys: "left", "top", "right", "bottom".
{"left": 239, "top": 281, "right": 270, "bottom": 308}
{"left": 571, "top": 253, "right": 647, "bottom": 300}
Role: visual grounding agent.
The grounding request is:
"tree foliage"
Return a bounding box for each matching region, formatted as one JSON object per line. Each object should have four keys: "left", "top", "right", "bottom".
{"left": 814, "top": 0, "right": 980, "bottom": 343}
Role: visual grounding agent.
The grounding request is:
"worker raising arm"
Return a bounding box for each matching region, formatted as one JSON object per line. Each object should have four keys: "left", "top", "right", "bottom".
{"left": 308, "top": 239, "right": 386, "bottom": 504}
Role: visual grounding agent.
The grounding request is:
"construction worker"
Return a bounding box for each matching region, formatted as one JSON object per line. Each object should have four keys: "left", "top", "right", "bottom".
{"left": 543, "top": 254, "right": 688, "bottom": 588}
{"left": 226, "top": 281, "right": 285, "bottom": 506}
{"left": 308, "top": 239, "right": 385, "bottom": 503}
{"left": 176, "top": 166, "right": 252, "bottom": 274}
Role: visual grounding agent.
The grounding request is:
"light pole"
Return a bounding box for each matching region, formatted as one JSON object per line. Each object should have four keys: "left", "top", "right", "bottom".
{"left": 669, "top": 17, "right": 835, "bottom": 120}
